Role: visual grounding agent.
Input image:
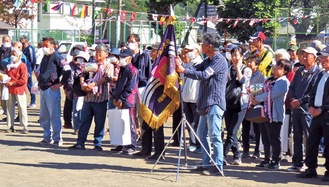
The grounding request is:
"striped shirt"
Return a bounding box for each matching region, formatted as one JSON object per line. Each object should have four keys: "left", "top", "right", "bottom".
{"left": 184, "top": 52, "right": 228, "bottom": 112}
{"left": 83, "top": 60, "right": 112, "bottom": 103}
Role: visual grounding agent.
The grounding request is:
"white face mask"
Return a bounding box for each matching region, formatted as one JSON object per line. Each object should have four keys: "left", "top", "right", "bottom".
{"left": 119, "top": 57, "right": 127, "bottom": 67}
{"left": 43, "top": 47, "right": 51, "bottom": 55}
{"left": 109, "top": 56, "right": 118, "bottom": 64}
{"left": 187, "top": 51, "right": 196, "bottom": 60}
{"left": 76, "top": 58, "right": 85, "bottom": 64}
{"left": 225, "top": 52, "right": 232, "bottom": 61}
{"left": 11, "top": 55, "right": 19, "bottom": 62}
{"left": 3, "top": 42, "right": 11, "bottom": 48}
{"left": 128, "top": 42, "right": 137, "bottom": 51}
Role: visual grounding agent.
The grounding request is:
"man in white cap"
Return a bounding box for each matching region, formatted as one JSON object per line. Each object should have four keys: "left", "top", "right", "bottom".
{"left": 298, "top": 46, "right": 329, "bottom": 181}
{"left": 182, "top": 43, "right": 203, "bottom": 153}
{"left": 288, "top": 46, "right": 321, "bottom": 172}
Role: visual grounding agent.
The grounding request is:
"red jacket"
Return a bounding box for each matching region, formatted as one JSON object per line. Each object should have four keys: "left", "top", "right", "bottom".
{"left": 5, "top": 62, "right": 28, "bottom": 95}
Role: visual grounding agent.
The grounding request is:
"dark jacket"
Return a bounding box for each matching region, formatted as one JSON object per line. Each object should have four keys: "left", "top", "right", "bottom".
{"left": 22, "top": 45, "right": 36, "bottom": 73}
{"left": 131, "top": 50, "right": 152, "bottom": 87}
{"left": 37, "top": 51, "right": 70, "bottom": 90}
{"left": 309, "top": 71, "right": 329, "bottom": 112}
{"left": 114, "top": 63, "right": 138, "bottom": 108}
{"left": 289, "top": 65, "right": 321, "bottom": 113}
{"left": 0, "top": 45, "right": 11, "bottom": 71}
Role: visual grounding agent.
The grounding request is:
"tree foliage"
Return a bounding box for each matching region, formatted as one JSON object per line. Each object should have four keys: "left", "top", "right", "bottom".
{"left": 0, "top": 0, "right": 35, "bottom": 28}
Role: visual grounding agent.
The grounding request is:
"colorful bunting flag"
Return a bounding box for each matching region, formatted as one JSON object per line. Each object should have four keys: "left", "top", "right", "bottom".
{"left": 42, "top": 0, "right": 50, "bottom": 12}
{"left": 159, "top": 16, "right": 166, "bottom": 26}
{"left": 130, "top": 12, "right": 137, "bottom": 21}
{"left": 152, "top": 14, "right": 158, "bottom": 21}
{"left": 51, "top": 2, "right": 63, "bottom": 11}
{"left": 81, "top": 5, "right": 88, "bottom": 19}
{"left": 70, "top": 3, "right": 76, "bottom": 16}
{"left": 121, "top": 11, "right": 126, "bottom": 22}
{"left": 226, "top": 19, "right": 230, "bottom": 24}
{"left": 106, "top": 8, "right": 113, "bottom": 15}
{"left": 249, "top": 19, "right": 255, "bottom": 26}
{"left": 189, "top": 17, "right": 196, "bottom": 23}
{"left": 233, "top": 19, "right": 239, "bottom": 28}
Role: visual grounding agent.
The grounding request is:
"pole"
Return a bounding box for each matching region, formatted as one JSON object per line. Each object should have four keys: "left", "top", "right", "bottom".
{"left": 116, "top": 0, "right": 122, "bottom": 48}
{"left": 204, "top": 0, "right": 208, "bottom": 33}
{"left": 92, "top": 0, "right": 96, "bottom": 44}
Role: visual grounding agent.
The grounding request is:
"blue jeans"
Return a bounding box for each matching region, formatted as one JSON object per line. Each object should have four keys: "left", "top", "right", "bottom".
{"left": 72, "top": 97, "right": 83, "bottom": 130}
{"left": 39, "top": 87, "right": 62, "bottom": 142}
{"left": 27, "top": 74, "right": 36, "bottom": 105}
{"left": 197, "top": 105, "right": 224, "bottom": 170}
{"left": 77, "top": 101, "right": 107, "bottom": 146}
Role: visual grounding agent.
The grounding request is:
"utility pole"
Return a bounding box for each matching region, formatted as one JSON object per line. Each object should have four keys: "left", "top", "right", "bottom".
{"left": 204, "top": 0, "right": 208, "bottom": 33}
{"left": 92, "top": 0, "right": 96, "bottom": 44}
{"left": 115, "top": 0, "right": 122, "bottom": 48}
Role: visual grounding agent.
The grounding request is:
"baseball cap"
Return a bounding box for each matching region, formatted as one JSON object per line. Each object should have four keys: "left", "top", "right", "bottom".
{"left": 302, "top": 47, "right": 318, "bottom": 57}
{"left": 185, "top": 43, "right": 201, "bottom": 52}
{"left": 74, "top": 51, "right": 89, "bottom": 61}
{"left": 317, "top": 47, "right": 329, "bottom": 57}
{"left": 109, "top": 48, "right": 120, "bottom": 56}
{"left": 250, "top": 31, "right": 266, "bottom": 41}
{"left": 225, "top": 44, "right": 237, "bottom": 51}
{"left": 119, "top": 49, "right": 133, "bottom": 57}
{"left": 287, "top": 45, "right": 299, "bottom": 51}
{"left": 147, "top": 42, "right": 160, "bottom": 50}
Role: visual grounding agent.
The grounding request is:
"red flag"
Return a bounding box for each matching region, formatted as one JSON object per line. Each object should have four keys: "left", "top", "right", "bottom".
{"left": 152, "top": 14, "right": 158, "bottom": 21}
{"left": 106, "top": 8, "right": 113, "bottom": 15}
{"left": 293, "top": 18, "right": 298, "bottom": 24}
{"left": 130, "top": 12, "right": 137, "bottom": 21}
{"left": 189, "top": 17, "right": 196, "bottom": 23}
{"left": 70, "top": 3, "right": 76, "bottom": 16}
{"left": 226, "top": 19, "right": 230, "bottom": 24}
{"left": 159, "top": 16, "right": 166, "bottom": 26}
{"left": 233, "top": 20, "right": 239, "bottom": 28}
{"left": 121, "top": 11, "right": 126, "bottom": 22}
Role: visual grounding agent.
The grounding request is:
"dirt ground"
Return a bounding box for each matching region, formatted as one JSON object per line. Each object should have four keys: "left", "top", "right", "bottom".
{"left": 0, "top": 93, "right": 328, "bottom": 187}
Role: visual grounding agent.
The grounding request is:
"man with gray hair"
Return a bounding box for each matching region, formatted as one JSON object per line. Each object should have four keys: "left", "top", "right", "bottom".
{"left": 176, "top": 33, "right": 228, "bottom": 175}
{"left": 70, "top": 44, "right": 113, "bottom": 151}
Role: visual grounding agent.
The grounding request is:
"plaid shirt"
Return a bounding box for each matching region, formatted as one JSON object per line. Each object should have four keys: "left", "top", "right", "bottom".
{"left": 83, "top": 60, "right": 113, "bottom": 103}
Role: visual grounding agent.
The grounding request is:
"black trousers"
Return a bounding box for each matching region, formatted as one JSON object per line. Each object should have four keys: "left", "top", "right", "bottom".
{"left": 259, "top": 122, "right": 282, "bottom": 163}
{"left": 242, "top": 119, "right": 260, "bottom": 153}
{"left": 304, "top": 113, "right": 329, "bottom": 170}
{"left": 141, "top": 121, "right": 164, "bottom": 155}
{"left": 63, "top": 95, "right": 73, "bottom": 126}
{"left": 183, "top": 102, "right": 200, "bottom": 146}
{"left": 223, "top": 108, "right": 241, "bottom": 159}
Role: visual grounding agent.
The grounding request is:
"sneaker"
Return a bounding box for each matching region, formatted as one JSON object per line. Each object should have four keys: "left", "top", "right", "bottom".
{"left": 63, "top": 124, "right": 73, "bottom": 129}
{"left": 231, "top": 158, "right": 242, "bottom": 165}
{"left": 121, "top": 148, "right": 135, "bottom": 155}
{"left": 147, "top": 154, "right": 165, "bottom": 160}
{"left": 27, "top": 103, "right": 36, "bottom": 108}
{"left": 94, "top": 146, "right": 103, "bottom": 151}
{"left": 194, "top": 166, "right": 209, "bottom": 172}
{"left": 53, "top": 141, "right": 63, "bottom": 147}
{"left": 241, "top": 152, "right": 250, "bottom": 158}
{"left": 223, "top": 158, "right": 230, "bottom": 166}
{"left": 4, "top": 127, "right": 16, "bottom": 133}
{"left": 297, "top": 169, "right": 318, "bottom": 178}
{"left": 133, "top": 150, "right": 151, "bottom": 157}
{"left": 69, "top": 144, "right": 86, "bottom": 150}
{"left": 111, "top": 146, "right": 123, "bottom": 152}
{"left": 202, "top": 166, "right": 222, "bottom": 176}
{"left": 14, "top": 116, "right": 20, "bottom": 122}
{"left": 188, "top": 145, "right": 197, "bottom": 152}
{"left": 281, "top": 155, "right": 291, "bottom": 162}
{"left": 323, "top": 171, "right": 329, "bottom": 182}
{"left": 252, "top": 151, "right": 261, "bottom": 159}
{"left": 256, "top": 161, "right": 269, "bottom": 168}
{"left": 287, "top": 165, "right": 305, "bottom": 172}
{"left": 21, "top": 129, "right": 28, "bottom": 134}
{"left": 267, "top": 161, "right": 280, "bottom": 170}
{"left": 39, "top": 140, "right": 54, "bottom": 145}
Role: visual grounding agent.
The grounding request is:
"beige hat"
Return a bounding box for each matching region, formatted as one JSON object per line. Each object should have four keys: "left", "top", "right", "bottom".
{"left": 185, "top": 43, "right": 201, "bottom": 52}
{"left": 74, "top": 51, "right": 90, "bottom": 62}
{"left": 302, "top": 47, "right": 318, "bottom": 57}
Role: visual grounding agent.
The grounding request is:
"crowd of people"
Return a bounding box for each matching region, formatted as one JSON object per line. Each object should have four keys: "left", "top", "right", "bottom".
{"left": 0, "top": 31, "right": 328, "bottom": 181}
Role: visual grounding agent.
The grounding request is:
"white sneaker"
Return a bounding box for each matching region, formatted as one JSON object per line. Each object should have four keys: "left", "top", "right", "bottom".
{"left": 27, "top": 104, "right": 36, "bottom": 108}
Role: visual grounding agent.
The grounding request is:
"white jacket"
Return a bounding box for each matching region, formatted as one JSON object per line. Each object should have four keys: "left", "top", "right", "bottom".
{"left": 182, "top": 55, "right": 203, "bottom": 103}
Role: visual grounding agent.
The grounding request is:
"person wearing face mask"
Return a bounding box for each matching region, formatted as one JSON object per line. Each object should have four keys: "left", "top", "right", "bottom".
{"left": 107, "top": 48, "right": 121, "bottom": 109}
{"left": 0, "top": 35, "right": 12, "bottom": 116}
{"left": 65, "top": 51, "right": 89, "bottom": 135}
{"left": 181, "top": 43, "right": 203, "bottom": 153}
{"left": 126, "top": 34, "right": 152, "bottom": 141}
{"left": 225, "top": 44, "right": 237, "bottom": 67}
{"left": 0, "top": 47, "right": 28, "bottom": 134}
{"left": 69, "top": 44, "right": 113, "bottom": 151}
{"left": 110, "top": 49, "right": 139, "bottom": 155}
{"left": 37, "top": 37, "right": 70, "bottom": 147}
{"left": 20, "top": 35, "right": 36, "bottom": 109}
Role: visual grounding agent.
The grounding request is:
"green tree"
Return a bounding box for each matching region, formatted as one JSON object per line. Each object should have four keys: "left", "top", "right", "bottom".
{"left": 0, "top": 0, "right": 35, "bottom": 28}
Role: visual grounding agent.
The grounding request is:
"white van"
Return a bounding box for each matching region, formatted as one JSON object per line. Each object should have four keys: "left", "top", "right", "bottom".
{"left": 58, "top": 41, "right": 88, "bottom": 63}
